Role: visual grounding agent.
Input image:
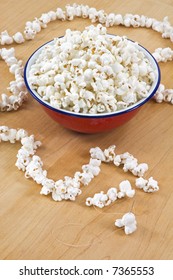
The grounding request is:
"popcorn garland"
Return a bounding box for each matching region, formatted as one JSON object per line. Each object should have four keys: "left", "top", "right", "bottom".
{"left": 0, "top": 126, "right": 159, "bottom": 203}
{"left": 0, "top": 3, "right": 173, "bottom": 112}
{"left": 0, "top": 5, "right": 173, "bottom": 45}
{"left": 0, "top": 126, "right": 159, "bottom": 236}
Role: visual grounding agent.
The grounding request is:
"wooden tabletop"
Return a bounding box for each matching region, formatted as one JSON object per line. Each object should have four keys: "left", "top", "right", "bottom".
{"left": 0, "top": 0, "right": 173, "bottom": 260}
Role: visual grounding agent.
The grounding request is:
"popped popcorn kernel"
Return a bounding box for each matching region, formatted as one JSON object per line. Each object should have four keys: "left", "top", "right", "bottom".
{"left": 115, "top": 212, "right": 137, "bottom": 235}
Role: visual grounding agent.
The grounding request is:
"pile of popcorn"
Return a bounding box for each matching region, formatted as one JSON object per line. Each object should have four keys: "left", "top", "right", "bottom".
{"left": 28, "top": 24, "right": 156, "bottom": 114}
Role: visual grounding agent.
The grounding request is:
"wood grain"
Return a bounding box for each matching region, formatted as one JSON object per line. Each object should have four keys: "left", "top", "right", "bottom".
{"left": 0, "top": 0, "right": 173, "bottom": 260}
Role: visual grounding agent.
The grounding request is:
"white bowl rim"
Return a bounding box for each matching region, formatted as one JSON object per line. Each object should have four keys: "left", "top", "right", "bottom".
{"left": 24, "top": 35, "right": 161, "bottom": 119}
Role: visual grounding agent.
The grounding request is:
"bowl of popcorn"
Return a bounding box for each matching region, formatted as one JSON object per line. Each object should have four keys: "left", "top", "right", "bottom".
{"left": 24, "top": 24, "right": 160, "bottom": 133}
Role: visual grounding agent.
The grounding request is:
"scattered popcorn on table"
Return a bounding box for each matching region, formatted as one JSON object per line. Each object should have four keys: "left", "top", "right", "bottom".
{"left": 28, "top": 24, "right": 157, "bottom": 114}
{"left": 115, "top": 212, "right": 137, "bottom": 235}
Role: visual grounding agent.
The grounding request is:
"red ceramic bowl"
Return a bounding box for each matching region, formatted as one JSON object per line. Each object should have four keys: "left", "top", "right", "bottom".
{"left": 24, "top": 38, "right": 160, "bottom": 133}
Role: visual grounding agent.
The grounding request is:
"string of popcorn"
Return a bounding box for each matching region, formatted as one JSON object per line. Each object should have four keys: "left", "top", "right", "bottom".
{"left": 0, "top": 126, "right": 160, "bottom": 234}
{"left": 0, "top": 126, "right": 102, "bottom": 201}
{"left": 0, "top": 3, "right": 173, "bottom": 112}
{"left": 0, "top": 126, "right": 159, "bottom": 201}
{"left": 0, "top": 5, "right": 173, "bottom": 45}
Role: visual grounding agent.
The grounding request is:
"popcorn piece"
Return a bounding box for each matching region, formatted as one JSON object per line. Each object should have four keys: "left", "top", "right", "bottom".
{"left": 132, "top": 163, "right": 149, "bottom": 177}
{"left": 65, "top": 5, "right": 76, "bottom": 20}
{"left": 0, "top": 30, "right": 13, "bottom": 45}
{"left": 0, "top": 47, "right": 15, "bottom": 60}
{"left": 163, "top": 89, "right": 173, "bottom": 104}
{"left": 81, "top": 5, "right": 89, "bottom": 18}
{"left": 25, "top": 20, "right": 40, "bottom": 32}
{"left": 135, "top": 177, "right": 148, "bottom": 189}
{"left": 39, "top": 13, "right": 51, "bottom": 25}
{"left": 107, "top": 187, "right": 118, "bottom": 204}
{"left": 145, "top": 177, "right": 159, "bottom": 192}
{"left": 40, "top": 179, "right": 55, "bottom": 195}
{"left": 25, "top": 155, "right": 47, "bottom": 184}
{"left": 115, "top": 212, "right": 137, "bottom": 235}
{"left": 103, "top": 145, "right": 116, "bottom": 162}
{"left": 97, "top": 9, "right": 107, "bottom": 24}
{"left": 119, "top": 180, "right": 135, "bottom": 198}
{"left": 153, "top": 83, "right": 165, "bottom": 103}
{"left": 24, "top": 28, "right": 36, "bottom": 40}
{"left": 48, "top": 11, "right": 57, "bottom": 21}
{"left": 113, "top": 155, "right": 121, "bottom": 166}
{"left": 0, "top": 126, "right": 17, "bottom": 143}
{"left": 13, "top": 32, "right": 25, "bottom": 44}
{"left": 106, "top": 13, "right": 116, "bottom": 27}
{"left": 88, "top": 7, "right": 98, "bottom": 23}
{"left": 56, "top": 8, "right": 66, "bottom": 20}
{"left": 86, "top": 192, "right": 108, "bottom": 208}
{"left": 90, "top": 147, "right": 106, "bottom": 161}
